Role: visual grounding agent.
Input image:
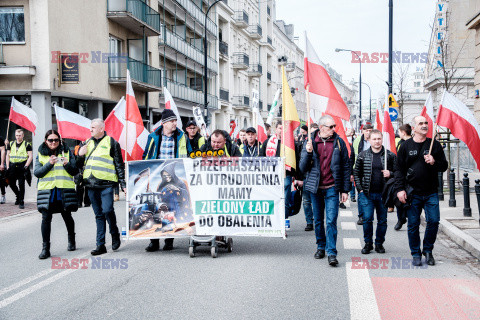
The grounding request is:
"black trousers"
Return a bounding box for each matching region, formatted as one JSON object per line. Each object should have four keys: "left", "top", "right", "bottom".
{"left": 8, "top": 165, "right": 25, "bottom": 202}
{"left": 41, "top": 202, "right": 75, "bottom": 243}
{"left": 76, "top": 183, "right": 91, "bottom": 206}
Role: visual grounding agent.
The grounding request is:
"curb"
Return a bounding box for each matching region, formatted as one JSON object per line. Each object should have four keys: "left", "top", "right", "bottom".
{"left": 0, "top": 209, "right": 38, "bottom": 222}
{"left": 438, "top": 218, "right": 480, "bottom": 259}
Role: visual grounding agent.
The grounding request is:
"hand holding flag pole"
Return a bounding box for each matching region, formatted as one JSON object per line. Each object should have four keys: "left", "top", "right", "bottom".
{"left": 429, "top": 123, "right": 438, "bottom": 155}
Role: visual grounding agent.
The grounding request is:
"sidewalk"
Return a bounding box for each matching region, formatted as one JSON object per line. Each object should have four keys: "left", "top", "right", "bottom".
{"left": 437, "top": 192, "right": 480, "bottom": 260}
{"left": 0, "top": 177, "right": 38, "bottom": 219}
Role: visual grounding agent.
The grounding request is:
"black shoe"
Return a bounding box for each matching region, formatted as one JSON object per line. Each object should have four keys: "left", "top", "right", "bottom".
{"left": 112, "top": 233, "right": 121, "bottom": 251}
{"left": 351, "top": 198, "right": 356, "bottom": 202}
{"left": 357, "top": 217, "right": 363, "bottom": 225}
{"left": 145, "top": 239, "right": 160, "bottom": 252}
{"left": 328, "top": 255, "right": 338, "bottom": 266}
{"left": 305, "top": 224, "right": 314, "bottom": 231}
{"left": 339, "top": 202, "right": 347, "bottom": 209}
{"left": 375, "top": 244, "right": 385, "bottom": 253}
{"left": 394, "top": 219, "right": 407, "bottom": 231}
{"left": 38, "top": 242, "right": 51, "bottom": 259}
{"left": 412, "top": 256, "right": 422, "bottom": 267}
{"left": 314, "top": 249, "right": 325, "bottom": 259}
{"left": 15, "top": 199, "right": 19, "bottom": 205}
{"left": 423, "top": 252, "right": 435, "bottom": 266}
{"left": 361, "top": 243, "right": 373, "bottom": 254}
{"left": 163, "top": 238, "right": 174, "bottom": 251}
{"left": 91, "top": 245, "right": 107, "bottom": 256}
{"left": 19, "top": 202, "right": 25, "bottom": 209}
{"left": 67, "top": 234, "right": 76, "bottom": 251}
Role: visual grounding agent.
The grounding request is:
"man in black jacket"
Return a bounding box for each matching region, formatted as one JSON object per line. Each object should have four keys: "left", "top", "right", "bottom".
{"left": 77, "top": 119, "right": 125, "bottom": 255}
{"left": 200, "top": 129, "right": 242, "bottom": 156}
{"left": 394, "top": 115, "right": 448, "bottom": 266}
{"left": 354, "top": 130, "right": 395, "bottom": 254}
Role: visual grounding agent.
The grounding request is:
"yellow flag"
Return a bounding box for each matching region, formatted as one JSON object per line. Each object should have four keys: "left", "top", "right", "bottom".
{"left": 281, "top": 66, "right": 300, "bottom": 170}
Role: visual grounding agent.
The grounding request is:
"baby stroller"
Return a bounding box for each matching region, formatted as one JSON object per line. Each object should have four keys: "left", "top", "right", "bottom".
{"left": 188, "top": 235, "right": 233, "bottom": 258}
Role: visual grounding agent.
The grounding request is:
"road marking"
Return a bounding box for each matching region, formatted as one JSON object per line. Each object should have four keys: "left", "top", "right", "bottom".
{"left": 341, "top": 221, "right": 357, "bottom": 230}
{"left": 340, "top": 210, "right": 353, "bottom": 217}
{"left": 346, "top": 262, "right": 381, "bottom": 320}
{"left": 0, "top": 268, "right": 55, "bottom": 297}
{"left": 343, "top": 238, "right": 362, "bottom": 250}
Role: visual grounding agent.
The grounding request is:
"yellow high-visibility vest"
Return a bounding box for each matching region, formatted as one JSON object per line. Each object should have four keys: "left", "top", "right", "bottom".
{"left": 37, "top": 151, "right": 75, "bottom": 190}
{"left": 83, "top": 136, "right": 118, "bottom": 182}
{"left": 9, "top": 141, "right": 30, "bottom": 163}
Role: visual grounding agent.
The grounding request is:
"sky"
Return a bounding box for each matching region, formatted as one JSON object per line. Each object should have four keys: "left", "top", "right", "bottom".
{"left": 276, "top": 0, "right": 436, "bottom": 106}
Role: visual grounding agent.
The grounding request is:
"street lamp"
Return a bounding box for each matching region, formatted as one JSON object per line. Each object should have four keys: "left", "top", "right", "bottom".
{"left": 204, "top": 0, "right": 223, "bottom": 128}
{"left": 336, "top": 48, "right": 362, "bottom": 124}
{"left": 355, "top": 81, "right": 372, "bottom": 122}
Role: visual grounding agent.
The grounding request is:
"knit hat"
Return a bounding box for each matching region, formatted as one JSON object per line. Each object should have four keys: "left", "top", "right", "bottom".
{"left": 301, "top": 125, "right": 308, "bottom": 132}
{"left": 161, "top": 109, "right": 177, "bottom": 123}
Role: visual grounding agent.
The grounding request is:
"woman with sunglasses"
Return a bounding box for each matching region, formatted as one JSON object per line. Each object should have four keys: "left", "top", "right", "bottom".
{"left": 34, "top": 130, "right": 79, "bottom": 259}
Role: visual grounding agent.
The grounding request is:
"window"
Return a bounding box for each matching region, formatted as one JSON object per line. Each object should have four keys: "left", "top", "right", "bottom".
{"left": 0, "top": 7, "right": 25, "bottom": 43}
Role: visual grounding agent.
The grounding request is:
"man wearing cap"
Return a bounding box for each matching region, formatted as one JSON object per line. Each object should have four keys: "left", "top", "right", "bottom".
{"left": 352, "top": 124, "right": 373, "bottom": 225}
{"left": 143, "top": 109, "right": 192, "bottom": 252}
{"left": 240, "top": 127, "right": 260, "bottom": 157}
{"left": 185, "top": 120, "right": 205, "bottom": 153}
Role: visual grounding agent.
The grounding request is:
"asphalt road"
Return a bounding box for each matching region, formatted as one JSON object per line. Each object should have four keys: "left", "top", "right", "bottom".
{"left": 1, "top": 200, "right": 479, "bottom": 320}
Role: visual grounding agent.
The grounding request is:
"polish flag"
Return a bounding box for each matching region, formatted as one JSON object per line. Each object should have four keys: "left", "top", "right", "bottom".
{"left": 55, "top": 105, "right": 91, "bottom": 141}
{"left": 420, "top": 92, "right": 434, "bottom": 138}
{"left": 9, "top": 97, "right": 38, "bottom": 135}
{"left": 230, "top": 119, "right": 240, "bottom": 138}
{"left": 304, "top": 34, "right": 350, "bottom": 120}
{"left": 105, "top": 70, "right": 149, "bottom": 161}
{"left": 437, "top": 90, "right": 480, "bottom": 170}
{"left": 375, "top": 109, "right": 383, "bottom": 132}
{"left": 333, "top": 116, "right": 351, "bottom": 156}
{"left": 255, "top": 109, "right": 268, "bottom": 143}
{"left": 163, "top": 87, "right": 182, "bottom": 130}
{"left": 382, "top": 100, "right": 397, "bottom": 155}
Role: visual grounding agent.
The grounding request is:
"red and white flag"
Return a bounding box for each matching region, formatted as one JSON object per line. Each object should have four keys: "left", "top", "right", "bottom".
{"left": 375, "top": 109, "right": 383, "bottom": 131}
{"left": 9, "top": 97, "right": 38, "bottom": 135}
{"left": 255, "top": 109, "right": 268, "bottom": 143}
{"left": 163, "top": 87, "right": 182, "bottom": 130}
{"left": 382, "top": 99, "right": 397, "bottom": 155}
{"left": 55, "top": 105, "right": 91, "bottom": 141}
{"left": 333, "top": 116, "right": 351, "bottom": 156}
{"left": 229, "top": 119, "right": 240, "bottom": 139}
{"left": 105, "top": 70, "right": 149, "bottom": 161}
{"left": 304, "top": 34, "right": 350, "bottom": 120}
{"left": 151, "top": 120, "right": 162, "bottom": 133}
{"left": 420, "top": 92, "right": 434, "bottom": 138}
{"left": 437, "top": 90, "right": 480, "bottom": 170}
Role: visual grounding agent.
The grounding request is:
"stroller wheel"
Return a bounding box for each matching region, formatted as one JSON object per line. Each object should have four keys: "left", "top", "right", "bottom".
{"left": 227, "top": 238, "right": 233, "bottom": 253}
{"left": 211, "top": 246, "right": 218, "bottom": 258}
{"left": 189, "top": 246, "right": 196, "bottom": 258}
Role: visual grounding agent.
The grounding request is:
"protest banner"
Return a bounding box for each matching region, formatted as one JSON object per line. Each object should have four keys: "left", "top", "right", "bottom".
{"left": 126, "top": 157, "right": 285, "bottom": 239}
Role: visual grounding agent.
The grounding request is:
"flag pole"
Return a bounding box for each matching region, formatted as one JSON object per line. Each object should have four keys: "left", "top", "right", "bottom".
{"left": 281, "top": 67, "right": 286, "bottom": 171}
{"left": 6, "top": 98, "right": 13, "bottom": 141}
{"left": 306, "top": 84, "right": 311, "bottom": 140}
{"left": 429, "top": 123, "right": 438, "bottom": 155}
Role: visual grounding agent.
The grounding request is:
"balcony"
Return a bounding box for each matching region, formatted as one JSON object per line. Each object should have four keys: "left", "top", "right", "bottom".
{"left": 247, "top": 63, "right": 262, "bottom": 77}
{"left": 232, "top": 95, "right": 250, "bottom": 109}
{"left": 220, "top": 88, "right": 229, "bottom": 101}
{"left": 247, "top": 24, "right": 262, "bottom": 40}
{"left": 286, "top": 62, "right": 296, "bottom": 72}
{"left": 219, "top": 41, "right": 228, "bottom": 60}
{"left": 107, "top": 0, "right": 161, "bottom": 36}
{"left": 233, "top": 10, "right": 249, "bottom": 28}
{"left": 261, "top": 36, "right": 274, "bottom": 51}
{"left": 232, "top": 53, "right": 249, "bottom": 69}
{"left": 267, "top": 71, "right": 272, "bottom": 83}
{"left": 176, "top": 0, "right": 217, "bottom": 36}
{"left": 159, "top": 25, "right": 218, "bottom": 74}
{"left": 162, "top": 78, "right": 218, "bottom": 109}
{"left": 108, "top": 57, "right": 162, "bottom": 91}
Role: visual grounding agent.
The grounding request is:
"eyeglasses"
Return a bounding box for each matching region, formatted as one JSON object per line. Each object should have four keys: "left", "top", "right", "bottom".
{"left": 47, "top": 139, "right": 60, "bottom": 143}
{"left": 324, "top": 124, "right": 336, "bottom": 129}
{"left": 418, "top": 122, "right": 429, "bottom": 126}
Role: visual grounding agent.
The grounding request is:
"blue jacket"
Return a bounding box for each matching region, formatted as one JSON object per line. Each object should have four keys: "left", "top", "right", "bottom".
{"left": 299, "top": 130, "right": 351, "bottom": 194}
{"left": 142, "top": 126, "right": 192, "bottom": 160}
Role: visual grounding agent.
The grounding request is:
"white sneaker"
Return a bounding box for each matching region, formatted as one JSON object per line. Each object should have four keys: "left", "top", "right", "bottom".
{"left": 0, "top": 195, "right": 5, "bottom": 204}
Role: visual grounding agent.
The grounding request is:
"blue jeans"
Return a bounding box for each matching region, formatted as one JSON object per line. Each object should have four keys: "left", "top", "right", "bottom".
{"left": 302, "top": 188, "right": 313, "bottom": 225}
{"left": 284, "top": 176, "right": 293, "bottom": 218}
{"left": 350, "top": 182, "right": 356, "bottom": 200}
{"left": 357, "top": 191, "right": 367, "bottom": 218}
{"left": 406, "top": 193, "right": 440, "bottom": 257}
{"left": 88, "top": 187, "right": 119, "bottom": 246}
{"left": 307, "top": 187, "right": 340, "bottom": 256}
{"left": 362, "top": 193, "right": 388, "bottom": 245}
